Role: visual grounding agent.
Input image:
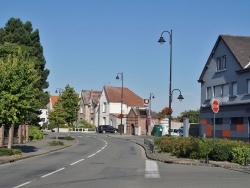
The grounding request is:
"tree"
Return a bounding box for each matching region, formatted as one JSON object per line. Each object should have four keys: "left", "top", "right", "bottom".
{"left": 0, "top": 17, "right": 50, "bottom": 107}
{"left": 176, "top": 110, "right": 200, "bottom": 123}
{"left": 60, "top": 85, "right": 80, "bottom": 127}
{"left": 0, "top": 49, "right": 43, "bottom": 148}
{"left": 48, "top": 99, "right": 66, "bottom": 140}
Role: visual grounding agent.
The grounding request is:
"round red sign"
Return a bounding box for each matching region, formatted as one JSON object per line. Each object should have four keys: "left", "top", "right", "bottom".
{"left": 212, "top": 100, "right": 219, "bottom": 113}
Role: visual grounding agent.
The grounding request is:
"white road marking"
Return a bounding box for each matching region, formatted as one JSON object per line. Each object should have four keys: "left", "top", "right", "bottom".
{"left": 87, "top": 153, "right": 96, "bottom": 158}
{"left": 70, "top": 159, "right": 85, "bottom": 165}
{"left": 41, "top": 167, "right": 65, "bottom": 178}
{"left": 13, "top": 181, "right": 31, "bottom": 188}
{"left": 145, "top": 160, "right": 160, "bottom": 178}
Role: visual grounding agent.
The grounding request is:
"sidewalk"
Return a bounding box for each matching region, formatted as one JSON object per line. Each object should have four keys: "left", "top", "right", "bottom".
{"left": 0, "top": 132, "right": 77, "bottom": 165}
{"left": 1, "top": 133, "right": 250, "bottom": 170}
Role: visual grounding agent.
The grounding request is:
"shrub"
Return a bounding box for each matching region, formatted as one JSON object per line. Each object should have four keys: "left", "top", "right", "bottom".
{"left": 64, "top": 136, "right": 75, "bottom": 141}
{"left": 29, "top": 126, "right": 44, "bottom": 140}
{"left": 48, "top": 141, "right": 64, "bottom": 146}
{"left": 190, "top": 137, "right": 213, "bottom": 159}
{"left": 230, "top": 146, "right": 250, "bottom": 165}
{"left": 0, "top": 148, "right": 22, "bottom": 156}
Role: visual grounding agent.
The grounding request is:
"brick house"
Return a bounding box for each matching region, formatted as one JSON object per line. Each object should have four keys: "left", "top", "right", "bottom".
{"left": 126, "top": 107, "right": 160, "bottom": 135}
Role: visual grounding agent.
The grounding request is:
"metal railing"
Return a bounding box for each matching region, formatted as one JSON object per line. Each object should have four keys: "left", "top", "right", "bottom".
{"left": 144, "top": 139, "right": 155, "bottom": 153}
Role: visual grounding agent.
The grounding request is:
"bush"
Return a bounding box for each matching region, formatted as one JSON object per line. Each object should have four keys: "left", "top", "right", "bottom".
{"left": 48, "top": 141, "right": 65, "bottom": 146}
{"left": 29, "top": 126, "right": 44, "bottom": 140}
{"left": 190, "top": 137, "right": 213, "bottom": 159}
{"left": 78, "top": 120, "right": 96, "bottom": 129}
{"left": 0, "top": 148, "right": 22, "bottom": 156}
{"left": 154, "top": 136, "right": 250, "bottom": 164}
{"left": 230, "top": 147, "right": 250, "bottom": 165}
{"left": 64, "top": 136, "right": 75, "bottom": 141}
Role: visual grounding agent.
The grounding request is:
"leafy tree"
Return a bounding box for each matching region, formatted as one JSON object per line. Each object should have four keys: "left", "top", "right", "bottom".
{"left": 0, "top": 49, "right": 43, "bottom": 148}
{"left": 0, "top": 17, "right": 50, "bottom": 107}
{"left": 176, "top": 110, "right": 200, "bottom": 123}
{"left": 60, "top": 85, "right": 80, "bottom": 127}
{"left": 48, "top": 98, "right": 66, "bottom": 140}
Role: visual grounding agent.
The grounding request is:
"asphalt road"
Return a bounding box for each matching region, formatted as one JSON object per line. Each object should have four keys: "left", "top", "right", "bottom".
{"left": 1, "top": 133, "right": 250, "bottom": 188}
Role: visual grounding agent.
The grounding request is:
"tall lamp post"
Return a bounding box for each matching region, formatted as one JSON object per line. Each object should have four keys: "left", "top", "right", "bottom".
{"left": 55, "top": 88, "right": 64, "bottom": 96}
{"left": 116, "top": 72, "right": 123, "bottom": 135}
{"left": 148, "top": 93, "right": 155, "bottom": 135}
{"left": 158, "top": 30, "right": 173, "bottom": 136}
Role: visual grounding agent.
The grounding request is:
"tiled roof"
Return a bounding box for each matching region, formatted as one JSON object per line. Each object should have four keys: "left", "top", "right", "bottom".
{"left": 198, "top": 34, "right": 250, "bottom": 82}
{"left": 221, "top": 35, "right": 250, "bottom": 68}
{"left": 104, "top": 86, "right": 144, "bottom": 107}
{"left": 50, "top": 96, "right": 59, "bottom": 107}
{"left": 81, "top": 90, "right": 101, "bottom": 105}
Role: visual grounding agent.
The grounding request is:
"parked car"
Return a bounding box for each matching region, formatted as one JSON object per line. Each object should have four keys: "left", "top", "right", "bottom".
{"left": 98, "top": 125, "right": 118, "bottom": 133}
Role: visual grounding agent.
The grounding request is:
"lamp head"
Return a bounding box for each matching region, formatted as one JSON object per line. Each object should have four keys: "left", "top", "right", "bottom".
{"left": 116, "top": 75, "right": 120, "bottom": 80}
{"left": 158, "top": 36, "right": 166, "bottom": 44}
{"left": 177, "top": 94, "right": 184, "bottom": 101}
{"left": 152, "top": 95, "right": 155, "bottom": 99}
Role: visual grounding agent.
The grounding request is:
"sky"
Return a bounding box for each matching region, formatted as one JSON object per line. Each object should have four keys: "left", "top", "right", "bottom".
{"left": 1, "top": 0, "right": 250, "bottom": 117}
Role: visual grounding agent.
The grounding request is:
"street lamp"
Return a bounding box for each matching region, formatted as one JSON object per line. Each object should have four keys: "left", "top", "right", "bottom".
{"left": 171, "top": 89, "right": 184, "bottom": 102}
{"left": 158, "top": 30, "right": 173, "bottom": 136}
{"left": 148, "top": 93, "right": 155, "bottom": 135}
{"left": 55, "top": 88, "right": 64, "bottom": 96}
{"left": 116, "top": 72, "right": 123, "bottom": 135}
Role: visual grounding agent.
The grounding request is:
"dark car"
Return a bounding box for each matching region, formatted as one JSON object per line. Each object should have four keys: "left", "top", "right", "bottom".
{"left": 98, "top": 125, "right": 118, "bottom": 133}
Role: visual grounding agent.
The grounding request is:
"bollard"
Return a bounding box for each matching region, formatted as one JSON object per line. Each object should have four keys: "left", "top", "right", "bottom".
{"left": 244, "top": 156, "right": 248, "bottom": 166}
{"left": 205, "top": 153, "right": 209, "bottom": 164}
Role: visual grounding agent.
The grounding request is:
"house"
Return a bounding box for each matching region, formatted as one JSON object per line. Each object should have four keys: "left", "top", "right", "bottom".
{"left": 95, "top": 86, "right": 144, "bottom": 133}
{"left": 38, "top": 109, "right": 48, "bottom": 127}
{"left": 78, "top": 90, "right": 101, "bottom": 125}
{"left": 198, "top": 35, "right": 250, "bottom": 140}
{"left": 126, "top": 108, "right": 160, "bottom": 135}
{"left": 47, "top": 95, "right": 59, "bottom": 111}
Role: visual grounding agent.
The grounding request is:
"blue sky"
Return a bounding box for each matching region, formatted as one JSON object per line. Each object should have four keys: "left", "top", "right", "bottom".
{"left": 1, "top": 0, "right": 250, "bottom": 117}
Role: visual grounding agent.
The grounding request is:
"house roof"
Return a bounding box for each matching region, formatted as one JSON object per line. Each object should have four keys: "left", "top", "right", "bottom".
{"left": 81, "top": 90, "right": 101, "bottom": 105}
{"left": 198, "top": 34, "right": 250, "bottom": 82}
{"left": 104, "top": 86, "right": 144, "bottom": 107}
{"left": 50, "top": 96, "right": 59, "bottom": 107}
{"left": 131, "top": 107, "right": 158, "bottom": 119}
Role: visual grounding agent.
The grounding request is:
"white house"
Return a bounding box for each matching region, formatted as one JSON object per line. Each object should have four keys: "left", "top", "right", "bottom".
{"left": 95, "top": 86, "right": 144, "bottom": 133}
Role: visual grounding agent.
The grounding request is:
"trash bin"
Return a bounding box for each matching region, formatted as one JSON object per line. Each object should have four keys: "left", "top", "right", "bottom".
{"left": 152, "top": 125, "right": 163, "bottom": 137}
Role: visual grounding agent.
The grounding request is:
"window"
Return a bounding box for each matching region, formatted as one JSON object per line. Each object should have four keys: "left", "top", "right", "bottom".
{"left": 206, "top": 87, "right": 212, "bottom": 100}
{"left": 222, "top": 84, "right": 229, "bottom": 96}
{"left": 231, "top": 117, "right": 244, "bottom": 124}
{"left": 217, "top": 56, "right": 226, "bottom": 71}
{"left": 214, "top": 85, "right": 222, "bottom": 97}
{"left": 102, "top": 117, "right": 106, "bottom": 125}
{"left": 248, "top": 79, "right": 250, "bottom": 94}
{"left": 102, "top": 102, "right": 106, "bottom": 113}
{"left": 232, "top": 82, "right": 237, "bottom": 96}
{"left": 211, "top": 118, "right": 223, "bottom": 124}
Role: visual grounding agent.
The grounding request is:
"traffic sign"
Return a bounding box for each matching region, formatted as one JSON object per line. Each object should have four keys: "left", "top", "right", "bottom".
{"left": 211, "top": 100, "right": 219, "bottom": 113}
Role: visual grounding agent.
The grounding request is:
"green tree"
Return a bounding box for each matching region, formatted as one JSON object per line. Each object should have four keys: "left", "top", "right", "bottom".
{"left": 60, "top": 85, "right": 80, "bottom": 127}
{"left": 0, "top": 17, "right": 50, "bottom": 107}
{"left": 176, "top": 110, "right": 200, "bottom": 123}
{"left": 48, "top": 99, "right": 66, "bottom": 140}
{"left": 0, "top": 49, "right": 43, "bottom": 148}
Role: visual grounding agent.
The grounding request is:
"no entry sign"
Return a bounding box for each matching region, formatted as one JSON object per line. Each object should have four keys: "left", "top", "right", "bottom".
{"left": 211, "top": 100, "right": 219, "bottom": 113}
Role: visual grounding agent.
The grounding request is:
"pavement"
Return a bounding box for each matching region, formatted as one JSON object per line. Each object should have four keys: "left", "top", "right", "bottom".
{"left": 1, "top": 132, "right": 250, "bottom": 170}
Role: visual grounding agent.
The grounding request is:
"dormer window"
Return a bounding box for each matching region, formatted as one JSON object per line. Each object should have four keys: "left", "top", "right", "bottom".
{"left": 217, "top": 56, "right": 226, "bottom": 71}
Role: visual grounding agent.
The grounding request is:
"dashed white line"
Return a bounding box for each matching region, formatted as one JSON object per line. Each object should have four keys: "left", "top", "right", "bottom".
{"left": 41, "top": 167, "right": 65, "bottom": 178}
{"left": 145, "top": 160, "right": 160, "bottom": 178}
{"left": 70, "top": 159, "right": 85, "bottom": 165}
{"left": 13, "top": 181, "right": 31, "bottom": 188}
